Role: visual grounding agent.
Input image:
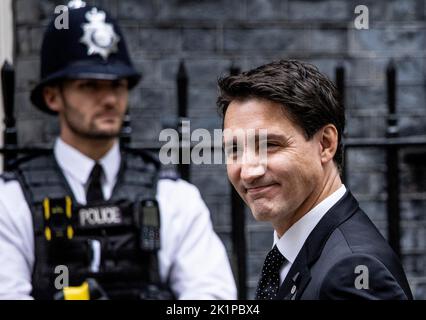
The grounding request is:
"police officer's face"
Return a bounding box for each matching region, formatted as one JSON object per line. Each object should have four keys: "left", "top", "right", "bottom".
{"left": 224, "top": 98, "right": 333, "bottom": 236}
{"left": 45, "top": 79, "right": 129, "bottom": 139}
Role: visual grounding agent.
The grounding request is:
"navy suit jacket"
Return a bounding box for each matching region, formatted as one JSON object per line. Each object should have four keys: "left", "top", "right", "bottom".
{"left": 275, "top": 191, "right": 413, "bottom": 300}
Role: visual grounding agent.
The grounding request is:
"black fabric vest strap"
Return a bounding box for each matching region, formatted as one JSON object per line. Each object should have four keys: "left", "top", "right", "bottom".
{"left": 8, "top": 150, "right": 173, "bottom": 300}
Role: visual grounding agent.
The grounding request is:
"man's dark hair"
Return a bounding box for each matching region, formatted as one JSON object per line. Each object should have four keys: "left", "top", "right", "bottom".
{"left": 217, "top": 59, "right": 345, "bottom": 171}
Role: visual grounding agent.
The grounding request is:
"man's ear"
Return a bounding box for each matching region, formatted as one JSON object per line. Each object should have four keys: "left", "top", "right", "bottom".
{"left": 42, "top": 85, "right": 63, "bottom": 113}
{"left": 318, "top": 124, "right": 338, "bottom": 165}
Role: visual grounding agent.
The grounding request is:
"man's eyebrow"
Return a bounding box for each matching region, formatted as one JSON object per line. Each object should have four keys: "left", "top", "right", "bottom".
{"left": 261, "top": 133, "right": 287, "bottom": 140}
{"left": 222, "top": 133, "right": 289, "bottom": 144}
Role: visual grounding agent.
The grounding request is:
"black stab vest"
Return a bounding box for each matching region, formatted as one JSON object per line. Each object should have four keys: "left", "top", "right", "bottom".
{"left": 3, "top": 150, "right": 174, "bottom": 300}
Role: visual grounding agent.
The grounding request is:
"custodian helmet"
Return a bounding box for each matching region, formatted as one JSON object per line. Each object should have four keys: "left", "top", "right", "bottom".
{"left": 30, "top": 1, "right": 141, "bottom": 115}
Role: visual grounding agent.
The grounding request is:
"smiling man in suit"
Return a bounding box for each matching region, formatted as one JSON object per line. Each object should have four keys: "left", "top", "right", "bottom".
{"left": 217, "top": 59, "right": 413, "bottom": 300}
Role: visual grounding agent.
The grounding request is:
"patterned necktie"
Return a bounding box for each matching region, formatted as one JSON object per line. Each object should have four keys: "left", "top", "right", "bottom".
{"left": 86, "top": 162, "right": 105, "bottom": 203}
{"left": 255, "top": 245, "right": 286, "bottom": 300}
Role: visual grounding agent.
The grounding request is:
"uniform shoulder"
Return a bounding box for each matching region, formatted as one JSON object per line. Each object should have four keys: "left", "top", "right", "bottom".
{"left": 0, "top": 171, "right": 17, "bottom": 182}
{"left": 157, "top": 176, "right": 203, "bottom": 203}
{"left": 2, "top": 152, "right": 54, "bottom": 172}
{"left": 0, "top": 153, "right": 55, "bottom": 205}
{"left": 123, "top": 149, "right": 203, "bottom": 203}
{"left": 122, "top": 148, "right": 160, "bottom": 170}
{"left": 0, "top": 171, "right": 27, "bottom": 208}
{"left": 158, "top": 176, "right": 200, "bottom": 193}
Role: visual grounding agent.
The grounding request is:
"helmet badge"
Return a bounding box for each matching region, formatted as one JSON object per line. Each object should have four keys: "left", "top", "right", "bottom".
{"left": 80, "top": 8, "right": 120, "bottom": 60}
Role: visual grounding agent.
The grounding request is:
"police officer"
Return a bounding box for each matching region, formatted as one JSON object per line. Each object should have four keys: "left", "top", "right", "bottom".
{"left": 0, "top": 1, "right": 236, "bottom": 300}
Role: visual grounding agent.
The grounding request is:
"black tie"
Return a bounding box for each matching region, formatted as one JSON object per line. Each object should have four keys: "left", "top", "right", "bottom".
{"left": 255, "top": 245, "right": 286, "bottom": 300}
{"left": 86, "top": 162, "right": 105, "bottom": 203}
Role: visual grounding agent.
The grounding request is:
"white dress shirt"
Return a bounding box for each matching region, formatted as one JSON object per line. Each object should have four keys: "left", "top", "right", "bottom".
{"left": 274, "top": 185, "right": 347, "bottom": 285}
{"left": 0, "top": 138, "right": 237, "bottom": 300}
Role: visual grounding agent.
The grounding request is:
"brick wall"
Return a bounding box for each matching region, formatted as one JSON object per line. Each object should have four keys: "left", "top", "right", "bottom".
{"left": 12, "top": 0, "right": 426, "bottom": 299}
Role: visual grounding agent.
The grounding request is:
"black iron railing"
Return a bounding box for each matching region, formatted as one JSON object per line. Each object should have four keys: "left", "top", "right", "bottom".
{"left": 336, "top": 61, "right": 426, "bottom": 258}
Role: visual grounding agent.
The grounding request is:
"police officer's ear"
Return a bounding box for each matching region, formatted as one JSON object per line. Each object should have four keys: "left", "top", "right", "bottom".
{"left": 43, "top": 85, "right": 63, "bottom": 113}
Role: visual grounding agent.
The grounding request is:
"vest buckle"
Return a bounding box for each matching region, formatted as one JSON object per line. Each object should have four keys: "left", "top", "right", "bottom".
{"left": 43, "top": 196, "right": 74, "bottom": 241}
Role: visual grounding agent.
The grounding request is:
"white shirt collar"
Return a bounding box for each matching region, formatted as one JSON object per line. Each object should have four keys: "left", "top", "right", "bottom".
{"left": 274, "top": 185, "right": 347, "bottom": 264}
{"left": 54, "top": 138, "right": 121, "bottom": 186}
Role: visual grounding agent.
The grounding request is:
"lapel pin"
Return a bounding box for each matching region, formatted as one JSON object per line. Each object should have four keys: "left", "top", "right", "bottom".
{"left": 291, "top": 285, "right": 297, "bottom": 294}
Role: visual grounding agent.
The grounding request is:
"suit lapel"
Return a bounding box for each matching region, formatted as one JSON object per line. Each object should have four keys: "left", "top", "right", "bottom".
{"left": 275, "top": 191, "right": 360, "bottom": 300}
{"left": 276, "top": 247, "right": 311, "bottom": 300}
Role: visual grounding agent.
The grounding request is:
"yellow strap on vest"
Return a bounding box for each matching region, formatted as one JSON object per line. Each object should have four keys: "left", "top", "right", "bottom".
{"left": 63, "top": 281, "right": 90, "bottom": 300}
